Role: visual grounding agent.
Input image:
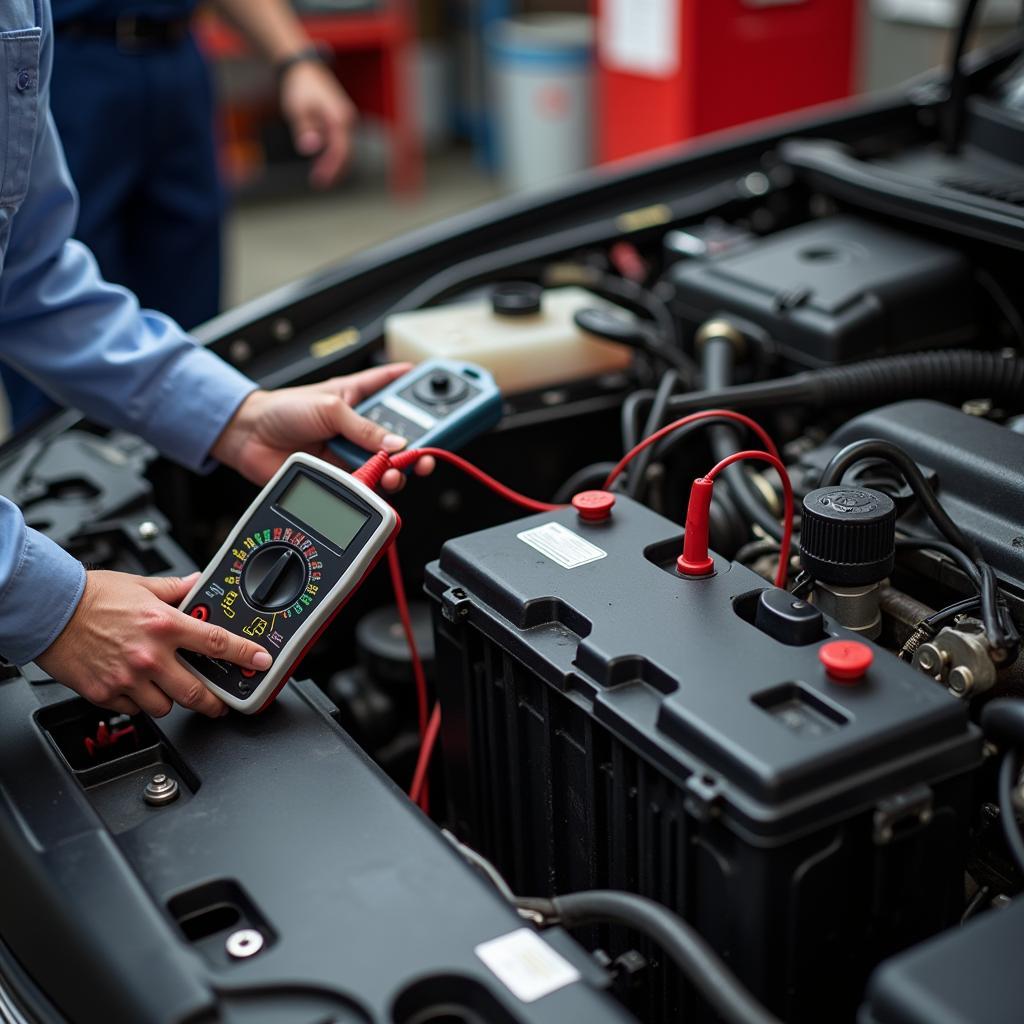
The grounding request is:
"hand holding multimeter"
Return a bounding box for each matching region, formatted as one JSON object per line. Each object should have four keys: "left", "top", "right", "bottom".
{"left": 177, "top": 453, "right": 400, "bottom": 713}
{"left": 179, "top": 359, "right": 501, "bottom": 713}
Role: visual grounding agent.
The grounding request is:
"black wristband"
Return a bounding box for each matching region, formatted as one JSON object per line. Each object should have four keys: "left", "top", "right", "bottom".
{"left": 275, "top": 45, "right": 329, "bottom": 82}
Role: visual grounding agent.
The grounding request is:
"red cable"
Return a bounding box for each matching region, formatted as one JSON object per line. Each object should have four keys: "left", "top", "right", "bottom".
{"left": 409, "top": 703, "right": 441, "bottom": 808}
{"left": 602, "top": 409, "right": 781, "bottom": 491}
{"left": 706, "top": 450, "right": 794, "bottom": 588}
{"left": 384, "top": 541, "right": 432, "bottom": 813}
{"left": 388, "top": 448, "right": 562, "bottom": 512}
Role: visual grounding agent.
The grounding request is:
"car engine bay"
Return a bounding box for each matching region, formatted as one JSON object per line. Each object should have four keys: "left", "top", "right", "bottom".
{"left": 3, "top": 29, "right": 1024, "bottom": 1024}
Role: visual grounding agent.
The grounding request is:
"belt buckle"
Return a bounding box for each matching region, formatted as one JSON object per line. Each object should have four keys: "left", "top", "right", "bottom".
{"left": 115, "top": 15, "right": 143, "bottom": 53}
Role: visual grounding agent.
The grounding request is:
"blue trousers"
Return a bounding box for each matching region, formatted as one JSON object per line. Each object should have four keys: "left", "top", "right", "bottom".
{"left": 1, "top": 30, "right": 223, "bottom": 432}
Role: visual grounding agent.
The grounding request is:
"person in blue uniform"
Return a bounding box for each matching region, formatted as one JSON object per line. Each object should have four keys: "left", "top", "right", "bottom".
{"left": 1, "top": 0, "right": 357, "bottom": 430}
{"left": 0, "top": 0, "right": 430, "bottom": 719}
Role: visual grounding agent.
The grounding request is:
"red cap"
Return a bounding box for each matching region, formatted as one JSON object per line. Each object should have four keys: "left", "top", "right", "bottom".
{"left": 572, "top": 490, "right": 615, "bottom": 522}
{"left": 819, "top": 640, "right": 873, "bottom": 683}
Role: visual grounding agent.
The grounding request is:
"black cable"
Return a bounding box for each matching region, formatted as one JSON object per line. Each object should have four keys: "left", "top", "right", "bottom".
{"left": 895, "top": 538, "right": 982, "bottom": 587}
{"left": 621, "top": 389, "right": 653, "bottom": 453}
{"left": 552, "top": 462, "right": 618, "bottom": 505}
{"left": 626, "top": 370, "right": 678, "bottom": 498}
{"left": 518, "top": 891, "right": 782, "bottom": 1024}
{"left": 924, "top": 595, "right": 982, "bottom": 630}
{"left": 821, "top": 439, "right": 1017, "bottom": 653}
{"left": 998, "top": 751, "right": 1024, "bottom": 874}
{"left": 703, "top": 336, "right": 784, "bottom": 540}
{"left": 944, "top": 0, "right": 985, "bottom": 153}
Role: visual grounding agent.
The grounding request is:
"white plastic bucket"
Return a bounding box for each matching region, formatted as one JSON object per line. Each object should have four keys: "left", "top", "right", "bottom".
{"left": 488, "top": 14, "right": 594, "bottom": 192}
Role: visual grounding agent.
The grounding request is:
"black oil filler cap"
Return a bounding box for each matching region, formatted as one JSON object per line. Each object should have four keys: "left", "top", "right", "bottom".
{"left": 755, "top": 589, "right": 824, "bottom": 646}
{"left": 800, "top": 486, "right": 896, "bottom": 586}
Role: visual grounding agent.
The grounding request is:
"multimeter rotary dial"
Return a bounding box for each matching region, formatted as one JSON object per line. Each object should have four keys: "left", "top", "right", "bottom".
{"left": 241, "top": 543, "right": 309, "bottom": 611}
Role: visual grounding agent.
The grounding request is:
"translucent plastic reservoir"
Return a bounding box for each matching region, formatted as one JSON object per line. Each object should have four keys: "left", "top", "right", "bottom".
{"left": 384, "top": 286, "right": 633, "bottom": 394}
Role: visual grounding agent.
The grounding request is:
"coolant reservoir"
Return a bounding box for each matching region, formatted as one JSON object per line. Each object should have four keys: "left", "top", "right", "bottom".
{"left": 384, "top": 284, "right": 633, "bottom": 394}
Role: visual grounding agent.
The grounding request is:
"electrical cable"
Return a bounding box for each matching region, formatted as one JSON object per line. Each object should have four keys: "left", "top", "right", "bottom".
{"left": 358, "top": 448, "right": 562, "bottom": 513}
{"left": 821, "top": 439, "right": 1018, "bottom": 654}
{"left": 998, "top": 750, "right": 1024, "bottom": 874}
{"left": 409, "top": 703, "right": 441, "bottom": 807}
{"left": 705, "top": 451, "right": 793, "bottom": 588}
{"left": 515, "top": 890, "right": 783, "bottom": 1024}
{"left": 702, "top": 334, "right": 786, "bottom": 541}
{"left": 387, "top": 546, "right": 429, "bottom": 741}
{"left": 604, "top": 409, "right": 782, "bottom": 491}
{"left": 895, "top": 538, "right": 982, "bottom": 587}
{"left": 944, "top": 0, "right": 984, "bottom": 153}
{"left": 625, "top": 369, "right": 679, "bottom": 498}
{"left": 552, "top": 462, "right": 618, "bottom": 505}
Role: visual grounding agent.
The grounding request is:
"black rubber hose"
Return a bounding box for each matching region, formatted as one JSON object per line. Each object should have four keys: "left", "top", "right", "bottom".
{"left": 703, "top": 336, "right": 784, "bottom": 540}
{"left": 998, "top": 751, "right": 1024, "bottom": 875}
{"left": 522, "top": 891, "right": 782, "bottom": 1024}
{"left": 625, "top": 369, "right": 679, "bottom": 497}
{"left": 662, "top": 349, "right": 1024, "bottom": 417}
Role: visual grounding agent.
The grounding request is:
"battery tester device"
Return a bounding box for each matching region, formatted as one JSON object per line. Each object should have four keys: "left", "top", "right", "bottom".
{"left": 177, "top": 453, "right": 399, "bottom": 713}
{"left": 329, "top": 358, "right": 502, "bottom": 467}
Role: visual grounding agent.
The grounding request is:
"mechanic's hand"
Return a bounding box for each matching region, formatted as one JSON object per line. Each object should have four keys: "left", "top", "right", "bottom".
{"left": 279, "top": 60, "right": 357, "bottom": 188}
{"left": 36, "top": 571, "right": 271, "bottom": 719}
{"left": 211, "top": 364, "right": 436, "bottom": 491}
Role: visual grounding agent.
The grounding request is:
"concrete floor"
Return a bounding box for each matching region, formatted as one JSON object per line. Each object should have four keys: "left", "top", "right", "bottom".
{"left": 0, "top": 151, "right": 499, "bottom": 440}
{"left": 224, "top": 150, "right": 501, "bottom": 307}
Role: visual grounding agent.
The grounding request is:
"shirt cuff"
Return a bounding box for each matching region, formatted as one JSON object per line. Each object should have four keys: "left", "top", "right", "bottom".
{"left": 0, "top": 529, "right": 86, "bottom": 667}
{"left": 140, "top": 344, "right": 258, "bottom": 473}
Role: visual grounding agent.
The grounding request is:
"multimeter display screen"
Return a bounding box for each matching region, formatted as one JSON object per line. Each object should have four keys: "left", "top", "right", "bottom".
{"left": 277, "top": 473, "right": 369, "bottom": 549}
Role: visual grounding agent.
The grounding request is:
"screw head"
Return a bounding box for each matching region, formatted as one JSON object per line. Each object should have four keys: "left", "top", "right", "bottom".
{"left": 143, "top": 773, "right": 179, "bottom": 806}
{"left": 948, "top": 666, "right": 975, "bottom": 697}
{"left": 915, "top": 643, "right": 944, "bottom": 675}
{"left": 226, "top": 928, "right": 264, "bottom": 959}
{"left": 137, "top": 521, "right": 159, "bottom": 540}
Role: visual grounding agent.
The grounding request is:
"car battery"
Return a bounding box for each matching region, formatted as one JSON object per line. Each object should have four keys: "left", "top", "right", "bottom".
{"left": 425, "top": 495, "right": 981, "bottom": 1023}
{"left": 0, "top": 676, "right": 633, "bottom": 1024}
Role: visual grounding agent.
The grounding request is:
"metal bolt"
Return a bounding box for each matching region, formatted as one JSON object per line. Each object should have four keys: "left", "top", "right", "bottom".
{"left": 961, "top": 398, "right": 993, "bottom": 417}
{"left": 915, "top": 643, "right": 945, "bottom": 675}
{"left": 743, "top": 171, "right": 771, "bottom": 196}
{"left": 947, "top": 666, "right": 975, "bottom": 697}
{"left": 137, "top": 521, "right": 159, "bottom": 541}
{"left": 143, "top": 772, "right": 179, "bottom": 807}
{"left": 226, "top": 928, "right": 264, "bottom": 959}
{"left": 272, "top": 318, "right": 294, "bottom": 342}
{"left": 229, "top": 339, "right": 252, "bottom": 363}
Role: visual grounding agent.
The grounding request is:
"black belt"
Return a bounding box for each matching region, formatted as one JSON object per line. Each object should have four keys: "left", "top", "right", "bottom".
{"left": 56, "top": 15, "right": 192, "bottom": 51}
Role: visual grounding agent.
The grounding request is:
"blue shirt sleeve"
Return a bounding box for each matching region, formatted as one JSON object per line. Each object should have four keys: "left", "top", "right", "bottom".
{"left": 0, "top": 497, "right": 85, "bottom": 666}
{"left": 0, "top": 0, "right": 257, "bottom": 663}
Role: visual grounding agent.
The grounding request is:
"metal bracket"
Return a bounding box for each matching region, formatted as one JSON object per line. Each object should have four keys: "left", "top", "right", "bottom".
{"left": 873, "top": 784, "right": 934, "bottom": 845}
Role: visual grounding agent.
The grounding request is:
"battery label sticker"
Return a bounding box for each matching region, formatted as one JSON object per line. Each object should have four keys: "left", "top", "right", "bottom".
{"left": 475, "top": 928, "right": 580, "bottom": 1003}
{"left": 517, "top": 522, "right": 607, "bottom": 569}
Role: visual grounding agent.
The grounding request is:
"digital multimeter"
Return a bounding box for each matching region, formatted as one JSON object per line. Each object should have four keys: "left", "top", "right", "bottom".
{"left": 177, "top": 453, "right": 399, "bottom": 713}
{"left": 328, "top": 359, "right": 502, "bottom": 467}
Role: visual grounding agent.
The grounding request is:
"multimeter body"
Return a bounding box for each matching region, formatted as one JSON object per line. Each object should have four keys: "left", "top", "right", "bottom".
{"left": 177, "top": 453, "right": 399, "bottom": 713}
{"left": 328, "top": 359, "right": 502, "bottom": 467}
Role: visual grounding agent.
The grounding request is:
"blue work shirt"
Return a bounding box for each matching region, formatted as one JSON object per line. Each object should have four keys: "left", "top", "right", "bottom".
{"left": 0, "top": 0, "right": 256, "bottom": 666}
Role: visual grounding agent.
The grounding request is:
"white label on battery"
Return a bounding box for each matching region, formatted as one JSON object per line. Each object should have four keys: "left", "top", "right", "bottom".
{"left": 475, "top": 929, "right": 581, "bottom": 1003}
{"left": 517, "top": 522, "right": 607, "bottom": 569}
{"left": 600, "top": 0, "right": 679, "bottom": 78}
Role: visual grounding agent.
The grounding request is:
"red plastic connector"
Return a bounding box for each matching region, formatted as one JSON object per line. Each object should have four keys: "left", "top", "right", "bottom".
{"left": 676, "top": 477, "right": 716, "bottom": 577}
